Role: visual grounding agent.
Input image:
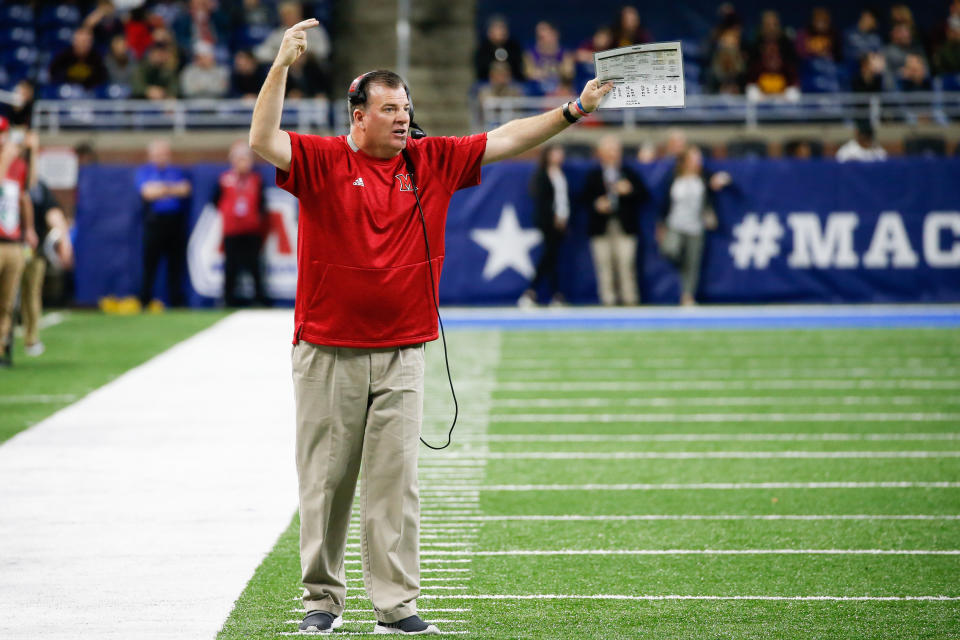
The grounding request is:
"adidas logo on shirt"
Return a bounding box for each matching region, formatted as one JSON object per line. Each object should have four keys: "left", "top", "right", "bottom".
{"left": 352, "top": 177, "right": 365, "bottom": 187}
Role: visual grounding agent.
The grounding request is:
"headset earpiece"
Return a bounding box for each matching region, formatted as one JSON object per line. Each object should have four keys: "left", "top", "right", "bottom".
{"left": 347, "top": 70, "right": 425, "bottom": 137}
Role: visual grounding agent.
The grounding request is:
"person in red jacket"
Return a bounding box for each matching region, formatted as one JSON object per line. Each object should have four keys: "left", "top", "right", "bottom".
{"left": 249, "top": 17, "right": 612, "bottom": 636}
{"left": 212, "top": 141, "right": 269, "bottom": 307}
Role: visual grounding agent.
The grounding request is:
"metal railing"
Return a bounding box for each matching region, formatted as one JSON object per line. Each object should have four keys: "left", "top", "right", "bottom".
{"left": 32, "top": 97, "right": 336, "bottom": 134}
{"left": 478, "top": 92, "right": 960, "bottom": 130}
{"left": 27, "top": 91, "right": 960, "bottom": 134}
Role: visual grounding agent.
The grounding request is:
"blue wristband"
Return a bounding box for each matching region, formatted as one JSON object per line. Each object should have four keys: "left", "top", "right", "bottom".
{"left": 576, "top": 97, "right": 588, "bottom": 115}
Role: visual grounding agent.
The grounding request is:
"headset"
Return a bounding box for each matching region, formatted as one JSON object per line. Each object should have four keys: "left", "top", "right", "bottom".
{"left": 347, "top": 71, "right": 458, "bottom": 451}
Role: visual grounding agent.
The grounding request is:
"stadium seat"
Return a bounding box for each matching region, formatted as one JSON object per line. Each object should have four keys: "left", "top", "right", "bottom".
{"left": 904, "top": 136, "right": 946, "bottom": 157}
{"left": 37, "top": 3, "right": 81, "bottom": 28}
{"left": 96, "top": 83, "right": 133, "bottom": 100}
{"left": 726, "top": 139, "right": 768, "bottom": 159}
{"left": 0, "top": 3, "right": 34, "bottom": 26}
{"left": 6, "top": 26, "right": 35, "bottom": 46}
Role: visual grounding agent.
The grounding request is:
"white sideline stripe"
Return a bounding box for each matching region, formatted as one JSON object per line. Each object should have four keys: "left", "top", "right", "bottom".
{"left": 345, "top": 549, "right": 960, "bottom": 557}
{"left": 497, "top": 367, "right": 960, "bottom": 378}
{"left": 0, "top": 393, "right": 79, "bottom": 404}
{"left": 471, "top": 433, "right": 960, "bottom": 443}
{"left": 488, "top": 412, "right": 960, "bottom": 423}
{"left": 495, "top": 380, "right": 960, "bottom": 391}
{"left": 445, "top": 514, "right": 960, "bottom": 522}
{"left": 393, "top": 594, "right": 960, "bottom": 602}
{"left": 0, "top": 310, "right": 299, "bottom": 640}
{"left": 13, "top": 311, "right": 67, "bottom": 337}
{"left": 455, "top": 451, "right": 960, "bottom": 460}
{"left": 479, "top": 482, "right": 960, "bottom": 491}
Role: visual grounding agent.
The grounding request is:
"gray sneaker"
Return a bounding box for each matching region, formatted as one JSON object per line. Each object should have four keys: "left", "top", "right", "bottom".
{"left": 374, "top": 614, "right": 440, "bottom": 635}
{"left": 299, "top": 610, "right": 343, "bottom": 634}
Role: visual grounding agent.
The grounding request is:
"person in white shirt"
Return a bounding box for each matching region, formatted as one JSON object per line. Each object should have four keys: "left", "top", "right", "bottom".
{"left": 836, "top": 120, "right": 888, "bottom": 162}
{"left": 658, "top": 145, "right": 731, "bottom": 306}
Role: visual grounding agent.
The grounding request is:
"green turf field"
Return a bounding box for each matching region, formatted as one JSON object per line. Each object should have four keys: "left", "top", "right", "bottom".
{"left": 218, "top": 327, "right": 960, "bottom": 639}
{"left": 0, "top": 310, "right": 228, "bottom": 443}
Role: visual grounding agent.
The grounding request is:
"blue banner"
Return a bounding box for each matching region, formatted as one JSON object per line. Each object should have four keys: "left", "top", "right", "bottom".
{"left": 75, "top": 157, "right": 960, "bottom": 307}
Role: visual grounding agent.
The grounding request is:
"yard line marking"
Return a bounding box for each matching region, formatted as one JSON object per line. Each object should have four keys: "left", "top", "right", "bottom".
{"left": 448, "top": 451, "right": 960, "bottom": 460}
{"left": 498, "top": 357, "right": 958, "bottom": 367}
{"left": 496, "top": 367, "right": 960, "bottom": 378}
{"left": 279, "top": 632, "right": 470, "bottom": 636}
{"left": 345, "top": 549, "right": 960, "bottom": 557}
{"left": 491, "top": 397, "right": 960, "bottom": 408}
{"left": 443, "top": 514, "right": 960, "bottom": 522}
{"left": 0, "top": 393, "right": 80, "bottom": 404}
{"left": 495, "top": 380, "right": 960, "bottom": 391}
{"left": 467, "top": 433, "right": 960, "bottom": 443}
{"left": 478, "top": 482, "right": 960, "bottom": 491}
{"left": 379, "top": 594, "right": 960, "bottom": 602}
{"left": 284, "top": 619, "right": 468, "bottom": 625}
{"left": 487, "top": 412, "right": 960, "bottom": 423}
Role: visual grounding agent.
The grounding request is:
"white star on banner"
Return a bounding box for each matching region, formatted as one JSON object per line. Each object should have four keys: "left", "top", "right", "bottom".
{"left": 470, "top": 204, "right": 543, "bottom": 281}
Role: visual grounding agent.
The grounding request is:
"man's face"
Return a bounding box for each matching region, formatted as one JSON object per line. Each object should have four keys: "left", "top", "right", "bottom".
{"left": 355, "top": 83, "right": 410, "bottom": 156}
{"left": 73, "top": 29, "right": 93, "bottom": 56}
{"left": 148, "top": 140, "right": 172, "bottom": 166}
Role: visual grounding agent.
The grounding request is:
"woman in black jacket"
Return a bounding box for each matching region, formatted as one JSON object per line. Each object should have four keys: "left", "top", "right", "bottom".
{"left": 519, "top": 145, "right": 569, "bottom": 306}
{"left": 582, "top": 135, "right": 650, "bottom": 305}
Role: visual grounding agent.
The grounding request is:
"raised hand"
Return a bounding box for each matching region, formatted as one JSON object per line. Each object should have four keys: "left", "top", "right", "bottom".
{"left": 275, "top": 18, "right": 319, "bottom": 68}
{"left": 578, "top": 78, "right": 615, "bottom": 113}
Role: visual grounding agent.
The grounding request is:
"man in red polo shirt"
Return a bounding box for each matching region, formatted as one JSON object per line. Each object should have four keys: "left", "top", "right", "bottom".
{"left": 249, "top": 18, "right": 612, "bottom": 635}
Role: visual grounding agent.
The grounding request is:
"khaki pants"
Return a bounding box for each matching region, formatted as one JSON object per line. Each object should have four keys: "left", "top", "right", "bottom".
{"left": 292, "top": 340, "right": 425, "bottom": 623}
{"left": 0, "top": 243, "right": 26, "bottom": 352}
{"left": 20, "top": 255, "right": 45, "bottom": 346}
{"left": 590, "top": 219, "right": 639, "bottom": 306}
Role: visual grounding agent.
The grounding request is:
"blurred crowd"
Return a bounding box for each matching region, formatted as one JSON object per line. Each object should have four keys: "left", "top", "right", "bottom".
{"left": 474, "top": 3, "right": 960, "bottom": 101}
{"left": 0, "top": 0, "right": 331, "bottom": 106}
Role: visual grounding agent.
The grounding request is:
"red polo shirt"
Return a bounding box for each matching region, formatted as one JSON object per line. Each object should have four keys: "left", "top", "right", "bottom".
{"left": 277, "top": 131, "right": 487, "bottom": 348}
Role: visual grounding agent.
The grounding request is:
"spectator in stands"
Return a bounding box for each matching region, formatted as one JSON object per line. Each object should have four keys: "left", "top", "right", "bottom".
{"left": 213, "top": 141, "right": 268, "bottom": 307}
{"left": 844, "top": 8, "right": 884, "bottom": 63}
{"left": 285, "top": 50, "right": 328, "bottom": 98}
{"left": 0, "top": 118, "right": 37, "bottom": 367}
{"left": 795, "top": 7, "right": 840, "bottom": 61}
{"left": 575, "top": 26, "right": 614, "bottom": 65}
{"left": 231, "top": 50, "right": 266, "bottom": 99}
{"left": 890, "top": 4, "right": 922, "bottom": 43}
{"left": 518, "top": 145, "right": 570, "bottom": 308}
{"left": 610, "top": 5, "right": 652, "bottom": 47}
{"left": 124, "top": 7, "right": 154, "bottom": 59}
{"left": 934, "top": 19, "right": 960, "bottom": 74}
{"left": 180, "top": 40, "right": 230, "bottom": 98}
{"left": 836, "top": 120, "right": 887, "bottom": 162}
{"left": 584, "top": 135, "right": 650, "bottom": 306}
{"left": 707, "top": 26, "right": 747, "bottom": 94}
{"left": 705, "top": 3, "right": 741, "bottom": 56}
{"left": 884, "top": 23, "right": 928, "bottom": 77}
{"left": 657, "top": 145, "right": 729, "bottom": 306}
{"left": 49, "top": 27, "right": 108, "bottom": 90}
{"left": 899, "top": 53, "right": 932, "bottom": 91}
{"left": 852, "top": 52, "right": 888, "bottom": 92}
{"left": 523, "top": 21, "right": 575, "bottom": 96}
{"left": 132, "top": 41, "right": 179, "bottom": 99}
{"left": 104, "top": 34, "right": 136, "bottom": 88}
{"left": 230, "top": 0, "right": 275, "bottom": 31}
{"left": 256, "top": 2, "right": 330, "bottom": 67}
{"left": 475, "top": 15, "right": 525, "bottom": 83}
{"left": 136, "top": 138, "right": 191, "bottom": 310}
{"left": 746, "top": 10, "right": 799, "bottom": 98}
{"left": 476, "top": 61, "right": 525, "bottom": 103}
{"left": 172, "top": 0, "right": 228, "bottom": 56}
{"left": 83, "top": 0, "right": 125, "bottom": 52}
{"left": 8, "top": 80, "right": 34, "bottom": 129}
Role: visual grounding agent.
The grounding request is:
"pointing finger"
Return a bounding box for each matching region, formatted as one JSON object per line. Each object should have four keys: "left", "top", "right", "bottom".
{"left": 290, "top": 18, "right": 319, "bottom": 32}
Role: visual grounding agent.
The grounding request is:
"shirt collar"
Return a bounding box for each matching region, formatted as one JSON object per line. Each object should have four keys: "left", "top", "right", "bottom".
{"left": 346, "top": 134, "right": 360, "bottom": 152}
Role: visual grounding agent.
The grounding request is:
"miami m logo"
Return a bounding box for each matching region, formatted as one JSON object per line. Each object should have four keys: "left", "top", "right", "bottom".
{"left": 394, "top": 173, "right": 413, "bottom": 192}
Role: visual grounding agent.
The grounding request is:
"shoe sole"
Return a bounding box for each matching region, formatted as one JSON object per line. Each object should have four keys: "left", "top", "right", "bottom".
{"left": 299, "top": 615, "right": 343, "bottom": 634}
{"left": 373, "top": 623, "right": 440, "bottom": 635}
